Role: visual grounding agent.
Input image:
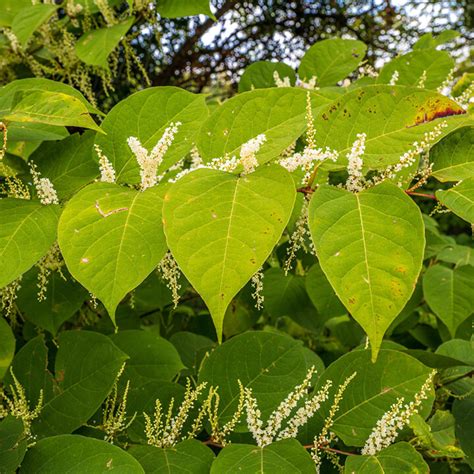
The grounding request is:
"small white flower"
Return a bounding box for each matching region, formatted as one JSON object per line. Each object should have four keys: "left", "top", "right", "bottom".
{"left": 240, "top": 134, "right": 266, "bottom": 174}
{"left": 95, "top": 144, "right": 116, "bottom": 183}
{"left": 345, "top": 133, "right": 367, "bottom": 193}
{"left": 389, "top": 70, "right": 399, "bottom": 86}
{"left": 29, "top": 162, "right": 59, "bottom": 205}
{"left": 274, "top": 71, "right": 292, "bottom": 88}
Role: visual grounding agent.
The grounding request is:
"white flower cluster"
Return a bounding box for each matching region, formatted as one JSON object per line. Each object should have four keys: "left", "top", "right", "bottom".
{"left": 378, "top": 120, "right": 448, "bottom": 182}
{"left": 456, "top": 82, "right": 474, "bottom": 109}
{"left": 157, "top": 251, "right": 182, "bottom": 308}
{"left": 250, "top": 268, "right": 264, "bottom": 309}
{"left": 417, "top": 70, "right": 427, "bottom": 89}
{"left": 35, "top": 242, "right": 66, "bottom": 302}
{"left": 389, "top": 70, "right": 399, "bottom": 86}
{"left": 359, "top": 64, "right": 378, "bottom": 79}
{"left": 0, "top": 277, "right": 22, "bottom": 322}
{"left": 361, "top": 370, "right": 436, "bottom": 455}
{"left": 29, "top": 161, "right": 59, "bottom": 205}
{"left": 95, "top": 144, "right": 116, "bottom": 183}
{"left": 144, "top": 379, "right": 208, "bottom": 448}
{"left": 273, "top": 71, "right": 292, "bottom": 88}
{"left": 284, "top": 198, "right": 314, "bottom": 274}
{"left": 240, "top": 134, "right": 266, "bottom": 174}
{"left": 127, "top": 121, "right": 181, "bottom": 190}
{"left": 437, "top": 68, "right": 455, "bottom": 94}
{"left": 300, "top": 76, "right": 319, "bottom": 90}
{"left": 243, "top": 366, "right": 334, "bottom": 447}
{"left": 345, "top": 133, "right": 367, "bottom": 193}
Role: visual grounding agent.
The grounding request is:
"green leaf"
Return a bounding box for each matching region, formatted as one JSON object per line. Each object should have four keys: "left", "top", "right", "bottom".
{"left": 0, "top": 78, "right": 101, "bottom": 116}
{"left": 130, "top": 439, "right": 215, "bottom": 474}
{"left": 20, "top": 434, "right": 144, "bottom": 473}
{"left": 110, "top": 330, "right": 184, "bottom": 386}
{"left": 0, "top": 0, "right": 33, "bottom": 27}
{"left": 157, "top": 0, "right": 215, "bottom": 19}
{"left": 0, "top": 416, "right": 27, "bottom": 473}
{"left": 5, "top": 122, "right": 68, "bottom": 142}
{"left": 211, "top": 439, "right": 315, "bottom": 474}
{"left": 197, "top": 88, "right": 334, "bottom": 166}
{"left": 76, "top": 18, "right": 134, "bottom": 69}
{"left": 0, "top": 199, "right": 60, "bottom": 288}
{"left": 58, "top": 182, "right": 168, "bottom": 323}
{"left": 94, "top": 87, "right": 208, "bottom": 184}
{"left": 298, "top": 38, "right": 366, "bottom": 86}
{"left": 11, "top": 5, "right": 57, "bottom": 48}
{"left": 33, "top": 331, "right": 128, "bottom": 438}
{"left": 169, "top": 332, "right": 215, "bottom": 376}
{"left": 163, "top": 165, "right": 296, "bottom": 339}
{"left": 431, "top": 127, "right": 474, "bottom": 182}
{"left": 2, "top": 91, "right": 101, "bottom": 132}
{"left": 305, "top": 262, "right": 346, "bottom": 321}
{"left": 16, "top": 268, "right": 88, "bottom": 335}
{"left": 309, "top": 349, "right": 434, "bottom": 446}
{"left": 308, "top": 182, "right": 425, "bottom": 360}
{"left": 31, "top": 132, "right": 99, "bottom": 199}
{"left": 262, "top": 267, "right": 319, "bottom": 332}
{"left": 377, "top": 49, "right": 454, "bottom": 90}
{"left": 344, "top": 442, "right": 429, "bottom": 473}
{"left": 239, "top": 61, "right": 296, "bottom": 92}
{"left": 453, "top": 398, "right": 474, "bottom": 468}
{"left": 198, "top": 331, "right": 315, "bottom": 425}
{"left": 5, "top": 335, "right": 55, "bottom": 404}
{"left": 0, "top": 318, "right": 15, "bottom": 380}
{"left": 437, "top": 178, "right": 474, "bottom": 223}
{"left": 414, "top": 30, "right": 460, "bottom": 49}
{"left": 315, "top": 85, "right": 469, "bottom": 169}
{"left": 423, "top": 264, "right": 474, "bottom": 337}
{"left": 436, "top": 339, "right": 474, "bottom": 366}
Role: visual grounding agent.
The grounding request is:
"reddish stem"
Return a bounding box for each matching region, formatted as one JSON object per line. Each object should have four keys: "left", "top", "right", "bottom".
{"left": 405, "top": 191, "right": 437, "bottom": 200}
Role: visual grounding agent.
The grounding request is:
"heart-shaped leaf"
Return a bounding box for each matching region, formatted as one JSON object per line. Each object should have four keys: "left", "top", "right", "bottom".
{"left": 0, "top": 199, "right": 60, "bottom": 288}
{"left": 308, "top": 182, "right": 425, "bottom": 360}
{"left": 58, "top": 182, "right": 168, "bottom": 322}
{"left": 163, "top": 165, "right": 296, "bottom": 338}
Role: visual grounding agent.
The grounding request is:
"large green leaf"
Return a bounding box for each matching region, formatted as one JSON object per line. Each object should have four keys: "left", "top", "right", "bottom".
{"left": 298, "top": 38, "right": 367, "bottom": 86}
{"left": 2, "top": 91, "right": 101, "bottom": 132}
{"left": 157, "top": 0, "right": 214, "bottom": 18}
{"left": 431, "top": 127, "right": 474, "bottom": 182}
{"left": 197, "top": 88, "right": 335, "bottom": 166}
{"left": 344, "top": 442, "right": 429, "bottom": 473}
{"left": 0, "top": 0, "right": 32, "bottom": 27}
{"left": 31, "top": 132, "right": 99, "bottom": 199}
{"left": 58, "top": 182, "right": 168, "bottom": 322}
{"left": 308, "top": 349, "right": 434, "bottom": 446}
{"left": 0, "top": 317, "right": 15, "bottom": 380}
{"left": 308, "top": 182, "right": 425, "bottom": 360}
{"left": 423, "top": 264, "right": 474, "bottom": 337}
{"left": 20, "top": 435, "right": 144, "bottom": 473}
{"left": 211, "top": 439, "right": 314, "bottom": 474}
{"left": 16, "top": 268, "right": 88, "bottom": 335}
{"left": 453, "top": 398, "right": 474, "bottom": 468}
{"left": 314, "top": 85, "right": 469, "bottom": 169}
{"left": 437, "top": 178, "right": 474, "bottom": 223}
{"left": 0, "top": 199, "right": 60, "bottom": 288}
{"left": 76, "top": 18, "right": 134, "bottom": 69}
{"left": 163, "top": 165, "right": 296, "bottom": 338}
{"left": 95, "top": 87, "right": 208, "bottom": 184}
{"left": 11, "top": 4, "right": 57, "bottom": 48}
{"left": 377, "top": 49, "right": 454, "bottom": 90}
{"left": 239, "top": 61, "right": 297, "bottom": 92}
{"left": 33, "top": 331, "right": 128, "bottom": 438}
{"left": 0, "top": 416, "right": 27, "bottom": 473}
{"left": 198, "top": 331, "right": 319, "bottom": 425}
{"left": 130, "top": 439, "right": 215, "bottom": 474}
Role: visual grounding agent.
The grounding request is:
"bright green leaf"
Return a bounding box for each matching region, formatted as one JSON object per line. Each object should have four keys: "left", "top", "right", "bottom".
{"left": 308, "top": 182, "right": 425, "bottom": 360}
{"left": 298, "top": 38, "right": 367, "bottom": 86}
{"left": 163, "top": 165, "right": 296, "bottom": 339}
{"left": 0, "top": 318, "right": 15, "bottom": 380}
{"left": 11, "top": 5, "right": 57, "bottom": 48}
{"left": 377, "top": 49, "right": 454, "bottom": 90}
{"left": 0, "top": 199, "right": 60, "bottom": 288}
{"left": 423, "top": 264, "right": 474, "bottom": 337}
{"left": 344, "top": 442, "right": 429, "bottom": 473}
{"left": 431, "top": 127, "right": 474, "bottom": 182}
{"left": 239, "top": 61, "right": 296, "bottom": 92}
{"left": 20, "top": 435, "right": 144, "bottom": 473}
{"left": 58, "top": 182, "right": 168, "bottom": 323}
{"left": 211, "top": 439, "right": 315, "bottom": 474}
{"left": 75, "top": 18, "right": 134, "bottom": 69}
{"left": 157, "top": 0, "right": 215, "bottom": 19}
{"left": 94, "top": 87, "right": 208, "bottom": 184}
{"left": 130, "top": 439, "right": 215, "bottom": 474}
{"left": 437, "top": 178, "right": 474, "bottom": 223}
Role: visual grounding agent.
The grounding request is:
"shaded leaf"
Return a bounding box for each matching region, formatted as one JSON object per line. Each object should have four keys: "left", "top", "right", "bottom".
{"left": 437, "top": 178, "right": 474, "bottom": 223}
{"left": 239, "top": 61, "right": 296, "bottom": 92}
{"left": 0, "top": 318, "right": 15, "bottom": 380}
{"left": 0, "top": 416, "right": 27, "bottom": 473}
{"left": 11, "top": 5, "right": 57, "bottom": 48}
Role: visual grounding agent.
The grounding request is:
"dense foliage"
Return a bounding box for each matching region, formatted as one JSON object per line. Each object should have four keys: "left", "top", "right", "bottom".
{"left": 0, "top": 2, "right": 473, "bottom": 473}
